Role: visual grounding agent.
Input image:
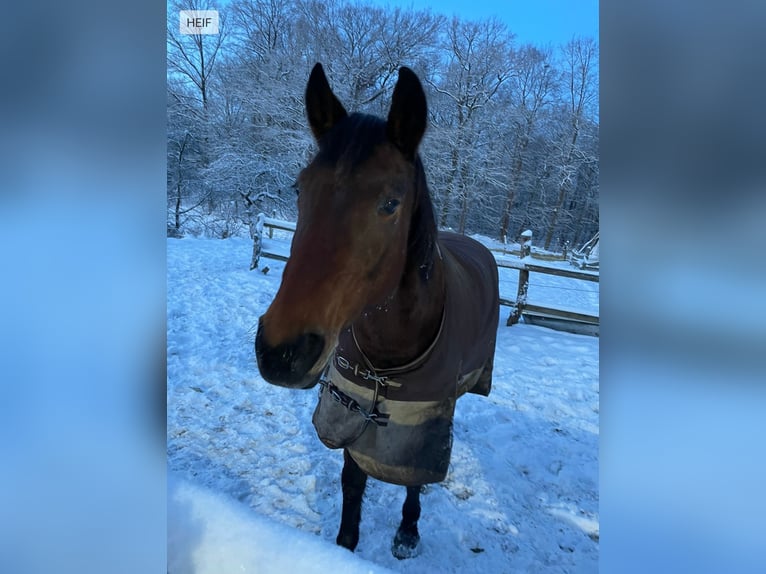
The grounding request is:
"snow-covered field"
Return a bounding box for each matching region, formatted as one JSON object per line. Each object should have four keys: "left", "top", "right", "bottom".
{"left": 167, "top": 236, "right": 599, "bottom": 573}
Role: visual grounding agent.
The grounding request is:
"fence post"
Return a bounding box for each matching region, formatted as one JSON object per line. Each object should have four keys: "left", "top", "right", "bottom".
{"left": 269, "top": 210, "right": 276, "bottom": 238}
{"left": 507, "top": 230, "right": 532, "bottom": 326}
{"left": 250, "top": 212, "right": 265, "bottom": 270}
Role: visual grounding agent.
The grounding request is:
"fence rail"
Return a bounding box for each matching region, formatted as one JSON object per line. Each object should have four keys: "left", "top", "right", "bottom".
{"left": 488, "top": 246, "right": 568, "bottom": 263}
{"left": 264, "top": 217, "right": 296, "bottom": 235}
{"left": 256, "top": 216, "right": 599, "bottom": 336}
{"left": 496, "top": 252, "right": 599, "bottom": 335}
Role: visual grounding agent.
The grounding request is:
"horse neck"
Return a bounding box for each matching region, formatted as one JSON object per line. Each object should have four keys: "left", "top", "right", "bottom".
{"left": 352, "top": 240, "right": 445, "bottom": 370}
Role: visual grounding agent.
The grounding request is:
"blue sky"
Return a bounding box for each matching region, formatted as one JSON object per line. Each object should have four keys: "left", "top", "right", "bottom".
{"left": 367, "top": 0, "right": 599, "bottom": 46}
{"left": 212, "top": 0, "right": 599, "bottom": 47}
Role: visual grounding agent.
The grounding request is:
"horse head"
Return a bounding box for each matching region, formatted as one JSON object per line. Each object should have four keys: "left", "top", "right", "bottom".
{"left": 255, "top": 63, "right": 431, "bottom": 389}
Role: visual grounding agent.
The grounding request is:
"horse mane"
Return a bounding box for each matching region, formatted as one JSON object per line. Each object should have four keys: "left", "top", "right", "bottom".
{"left": 410, "top": 154, "right": 437, "bottom": 281}
{"left": 316, "top": 112, "right": 438, "bottom": 283}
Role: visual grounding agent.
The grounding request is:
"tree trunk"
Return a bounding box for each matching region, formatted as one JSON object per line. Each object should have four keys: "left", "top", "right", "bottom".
{"left": 456, "top": 152, "right": 472, "bottom": 234}
{"left": 544, "top": 124, "right": 579, "bottom": 250}
{"left": 440, "top": 144, "right": 460, "bottom": 228}
{"left": 570, "top": 192, "right": 589, "bottom": 250}
{"left": 499, "top": 151, "right": 524, "bottom": 241}
{"left": 498, "top": 191, "right": 513, "bottom": 243}
{"left": 457, "top": 189, "right": 468, "bottom": 234}
{"left": 544, "top": 185, "right": 567, "bottom": 250}
{"left": 175, "top": 180, "right": 182, "bottom": 232}
{"left": 173, "top": 135, "right": 188, "bottom": 235}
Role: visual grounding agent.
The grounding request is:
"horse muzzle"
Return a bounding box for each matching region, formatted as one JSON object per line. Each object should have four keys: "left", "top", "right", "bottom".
{"left": 255, "top": 318, "right": 326, "bottom": 389}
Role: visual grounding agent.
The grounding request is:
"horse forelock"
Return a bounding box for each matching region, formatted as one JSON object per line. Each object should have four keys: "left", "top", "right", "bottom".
{"left": 316, "top": 113, "right": 387, "bottom": 170}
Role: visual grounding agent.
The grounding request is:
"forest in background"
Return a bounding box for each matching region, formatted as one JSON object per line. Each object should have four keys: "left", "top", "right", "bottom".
{"left": 167, "top": 0, "right": 598, "bottom": 251}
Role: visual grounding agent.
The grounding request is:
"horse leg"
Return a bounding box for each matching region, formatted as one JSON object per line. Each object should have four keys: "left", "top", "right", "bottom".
{"left": 336, "top": 449, "right": 367, "bottom": 551}
{"left": 392, "top": 485, "right": 422, "bottom": 559}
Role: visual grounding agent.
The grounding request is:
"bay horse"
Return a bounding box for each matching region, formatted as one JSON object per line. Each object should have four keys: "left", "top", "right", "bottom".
{"left": 255, "top": 63, "right": 499, "bottom": 558}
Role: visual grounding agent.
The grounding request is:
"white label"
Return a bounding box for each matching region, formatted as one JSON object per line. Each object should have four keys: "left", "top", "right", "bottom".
{"left": 179, "top": 10, "right": 219, "bottom": 35}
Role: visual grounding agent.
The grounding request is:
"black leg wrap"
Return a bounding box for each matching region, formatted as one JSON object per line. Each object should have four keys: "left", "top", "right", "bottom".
{"left": 336, "top": 450, "right": 367, "bottom": 552}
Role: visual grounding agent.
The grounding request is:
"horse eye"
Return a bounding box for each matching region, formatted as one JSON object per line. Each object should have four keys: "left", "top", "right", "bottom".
{"left": 380, "top": 198, "right": 400, "bottom": 216}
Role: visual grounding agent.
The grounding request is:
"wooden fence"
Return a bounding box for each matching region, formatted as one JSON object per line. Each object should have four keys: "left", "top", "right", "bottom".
{"left": 256, "top": 217, "right": 599, "bottom": 336}
{"left": 495, "top": 256, "right": 599, "bottom": 336}
{"left": 256, "top": 217, "right": 295, "bottom": 262}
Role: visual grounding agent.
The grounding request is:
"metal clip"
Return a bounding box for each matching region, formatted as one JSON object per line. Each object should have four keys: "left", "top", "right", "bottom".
{"left": 318, "top": 379, "right": 390, "bottom": 427}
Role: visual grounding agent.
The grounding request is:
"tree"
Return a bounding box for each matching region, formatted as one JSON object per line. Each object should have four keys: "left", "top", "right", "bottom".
{"left": 427, "top": 17, "right": 515, "bottom": 233}
{"left": 229, "top": 0, "right": 294, "bottom": 63}
{"left": 294, "top": 0, "right": 442, "bottom": 113}
{"left": 167, "top": 0, "right": 228, "bottom": 111}
{"left": 165, "top": 0, "right": 599, "bottom": 246}
{"left": 167, "top": 81, "right": 209, "bottom": 235}
{"left": 543, "top": 37, "right": 598, "bottom": 250}
{"left": 497, "top": 45, "right": 557, "bottom": 242}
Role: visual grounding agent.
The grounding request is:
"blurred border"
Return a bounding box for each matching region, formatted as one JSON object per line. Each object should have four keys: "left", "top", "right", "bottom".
{"left": 602, "top": 1, "right": 765, "bottom": 572}
{"left": 0, "top": 1, "right": 167, "bottom": 572}
{"left": 2, "top": 0, "right": 765, "bottom": 572}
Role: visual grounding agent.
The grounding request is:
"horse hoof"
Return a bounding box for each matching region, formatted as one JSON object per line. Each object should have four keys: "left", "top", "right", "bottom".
{"left": 392, "top": 528, "right": 420, "bottom": 559}
{"left": 336, "top": 532, "right": 359, "bottom": 552}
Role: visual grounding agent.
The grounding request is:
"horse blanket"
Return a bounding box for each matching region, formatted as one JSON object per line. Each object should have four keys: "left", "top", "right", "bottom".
{"left": 312, "top": 232, "right": 499, "bottom": 485}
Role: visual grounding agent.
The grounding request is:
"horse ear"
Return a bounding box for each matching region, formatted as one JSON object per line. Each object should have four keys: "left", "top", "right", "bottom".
{"left": 305, "top": 63, "right": 348, "bottom": 141}
{"left": 387, "top": 67, "right": 427, "bottom": 160}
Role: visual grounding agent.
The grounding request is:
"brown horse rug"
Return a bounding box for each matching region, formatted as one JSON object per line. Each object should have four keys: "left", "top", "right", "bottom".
{"left": 312, "top": 232, "right": 499, "bottom": 486}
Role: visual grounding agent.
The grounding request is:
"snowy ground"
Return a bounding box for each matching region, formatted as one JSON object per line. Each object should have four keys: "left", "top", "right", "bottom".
{"left": 167, "top": 236, "right": 599, "bottom": 573}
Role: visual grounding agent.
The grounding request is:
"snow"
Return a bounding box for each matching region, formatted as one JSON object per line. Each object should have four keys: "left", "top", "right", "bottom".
{"left": 168, "top": 235, "right": 599, "bottom": 573}
{"left": 168, "top": 474, "right": 395, "bottom": 573}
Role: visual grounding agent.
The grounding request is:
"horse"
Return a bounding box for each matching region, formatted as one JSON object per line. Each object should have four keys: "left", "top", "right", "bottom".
{"left": 255, "top": 63, "right": 499, "bottom": 559}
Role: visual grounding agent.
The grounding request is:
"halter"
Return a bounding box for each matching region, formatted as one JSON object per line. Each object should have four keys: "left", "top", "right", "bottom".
{"left": 349, "top": 305, "right": 446, "bottom": 379}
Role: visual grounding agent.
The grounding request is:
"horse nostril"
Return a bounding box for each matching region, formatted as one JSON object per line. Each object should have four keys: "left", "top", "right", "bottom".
{"left": 255, "top": 320, "right": 326, "bottom": 387}
{"left": 292, "top": 331, "right": 325, "bottom": 374}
